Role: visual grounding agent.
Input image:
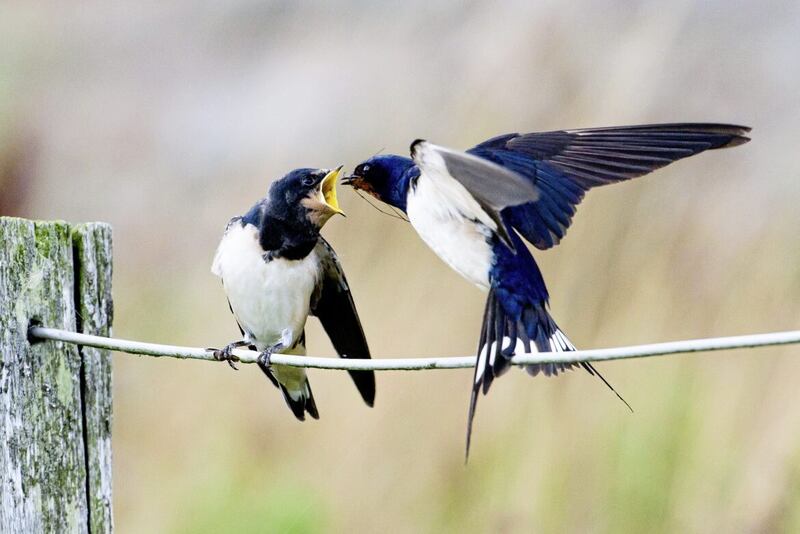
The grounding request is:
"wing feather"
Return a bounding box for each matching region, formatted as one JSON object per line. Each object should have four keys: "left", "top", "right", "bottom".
{"left": 310, "top": 238, "right": 375, "bottom": 406}
{"left": 469, "top": 123, "right": 750, "bottom": 249}
{"left": 410, "top": 139, "right": 538, "bottom": 250}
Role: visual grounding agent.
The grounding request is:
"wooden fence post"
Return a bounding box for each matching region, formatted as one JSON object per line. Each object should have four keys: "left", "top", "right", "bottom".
{"left": 0, "top": 217, "right": 113, "bottom": 533}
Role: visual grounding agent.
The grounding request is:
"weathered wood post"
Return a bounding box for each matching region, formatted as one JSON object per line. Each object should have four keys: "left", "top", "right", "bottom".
{"left": 0, "top": 217, "right": 113, "bottom": 533}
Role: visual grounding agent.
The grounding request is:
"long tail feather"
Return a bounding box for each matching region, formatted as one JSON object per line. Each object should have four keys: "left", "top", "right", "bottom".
{"left": 465, "top": 289, "right": 631, "bottom": 459}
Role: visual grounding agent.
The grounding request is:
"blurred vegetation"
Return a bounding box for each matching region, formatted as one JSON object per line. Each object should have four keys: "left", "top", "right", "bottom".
{"left": 2, "top": 1, "right": 800, "bottom": 532}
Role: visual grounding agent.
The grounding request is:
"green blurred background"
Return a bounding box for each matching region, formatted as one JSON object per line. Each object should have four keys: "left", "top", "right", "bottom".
{"left": 2, "top": 1, "right": 800, "bottom": 532}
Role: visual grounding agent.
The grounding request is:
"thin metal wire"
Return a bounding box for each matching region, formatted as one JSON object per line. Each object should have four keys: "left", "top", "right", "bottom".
{"left": 28, "top": 326, "right": 800, "bottom": 371}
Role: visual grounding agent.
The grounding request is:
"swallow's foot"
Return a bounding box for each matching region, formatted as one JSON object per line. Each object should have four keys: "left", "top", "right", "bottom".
{"left": 257, "top": 338, "right": 287, "bottom": 369}
{"left": 257, "top": 349, "right": 272, "bottom": 368}
{"left": 208, "top": 340, "right": 248, "bottom": 370}
{"left": 257, "top": 329, "right": 293, "bottom": 369}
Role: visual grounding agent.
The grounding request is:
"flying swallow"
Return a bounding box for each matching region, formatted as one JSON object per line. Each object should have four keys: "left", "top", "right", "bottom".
{"left": 345, "top": 123, "right": 750, "bottom": 454}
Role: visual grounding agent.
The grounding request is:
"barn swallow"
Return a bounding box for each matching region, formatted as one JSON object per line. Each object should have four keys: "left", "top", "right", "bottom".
{"left": 212, "top": 166, "right": 375, "bottom": 420}
{"left": 345, "top": 123, "right": 750, "bottom": 454}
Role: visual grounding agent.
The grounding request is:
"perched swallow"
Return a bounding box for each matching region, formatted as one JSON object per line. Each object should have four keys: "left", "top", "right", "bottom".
{"left": 345, "top": 123, "right": 750, "bottom": 454}
{"left": 211, "top": 166, "right": 375, "bottom": 420}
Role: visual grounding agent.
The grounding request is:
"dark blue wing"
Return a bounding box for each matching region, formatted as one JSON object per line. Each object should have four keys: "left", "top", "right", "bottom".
{"left": 467, "top": 123, "right": 750, "bottom": 249}
{"left": 311, "top": 238, "right": 376, "bottom": 407}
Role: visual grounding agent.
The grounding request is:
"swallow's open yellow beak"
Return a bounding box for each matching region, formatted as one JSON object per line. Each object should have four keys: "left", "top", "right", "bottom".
{"left": 320, "top": 165, "right": 345, "bottom": 216}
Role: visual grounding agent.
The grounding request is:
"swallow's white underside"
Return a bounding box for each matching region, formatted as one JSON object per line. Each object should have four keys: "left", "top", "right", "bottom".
{"left": 407, "top": 145, "right": 576, "bottom": 377}
{"left": 212, "top": 221, "right": 320, "bottom": 393}
{"left": 406, "top": 168, "right": 494, "bottom": 291}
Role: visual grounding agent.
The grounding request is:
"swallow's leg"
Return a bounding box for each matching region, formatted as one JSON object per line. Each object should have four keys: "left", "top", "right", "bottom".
{"left": 257, "top": 328, "right": 293, "bottom": 369}
{"left": 207, "top": 340, "right": 249, "bottom": 370}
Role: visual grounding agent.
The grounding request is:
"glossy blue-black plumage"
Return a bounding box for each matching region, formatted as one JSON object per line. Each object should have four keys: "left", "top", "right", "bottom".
{"left": 217, "top": 167, "right": 376, "bottom": 417}
{"left": 350, "top": 151, "right": 574, "bottom": 380}
{"left": 490, "top": 227, "right": 549, "bottom": 310}
{"left": 468, "top": 123, "right": 750, "bottom": 249}
{"left": 350, "top": 155, "right": 418, "bottom": 211}
{"left": 348, "top": 123, "right": 750, "bottom": 457}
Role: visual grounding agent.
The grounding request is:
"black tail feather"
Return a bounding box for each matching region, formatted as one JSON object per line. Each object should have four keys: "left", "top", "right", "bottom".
{"left": 466, "top": 288, "right": 631, "bottom": 460}
{"left": 275, "top": 381, "right": 319, "bottom": 421}
{"left": 581, "top": 362, "right": 632, "bottom": 413}
{"left": 258, "top": 361, "right": 319, "bottom": 421}
{"left": 302, "top": 382, "right": 320, "bottom": 419}
{"left": 467, "top": 288, "right": 515, "bottom": 460}
{"left": 280, "top": 383, "right": 308, "bottom": 421}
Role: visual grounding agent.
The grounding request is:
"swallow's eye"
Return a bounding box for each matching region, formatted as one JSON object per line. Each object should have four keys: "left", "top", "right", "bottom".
{"left": 302, "top": 176, "right": 316, "bottom": 186}
{"left": 357, "top": 164, "right": 370, "bottom": 176}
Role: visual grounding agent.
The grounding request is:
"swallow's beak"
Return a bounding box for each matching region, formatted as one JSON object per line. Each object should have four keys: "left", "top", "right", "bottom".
{"left": 320, "top": 165, "right": 345, "bottom": 217}
{"left": 340, "top": 173, "right": 354, "bottom": 186}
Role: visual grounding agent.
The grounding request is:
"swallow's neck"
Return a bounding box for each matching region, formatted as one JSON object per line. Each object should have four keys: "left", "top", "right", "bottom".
{"left": 259, "top": 214, "right": 318, "bottom": 261}
{"left": 382, "top": 165, "right": 419, "bottom": 212}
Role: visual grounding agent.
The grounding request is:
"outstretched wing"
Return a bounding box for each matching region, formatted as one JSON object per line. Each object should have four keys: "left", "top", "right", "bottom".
{"left": 410, "top": 139, "right": 539, "bottom": 250}
{"left": 310, "top": 238, "right": 376, "bottom": 406}
{"left": 468, "top": 123, "right": 751, "bottom": 249}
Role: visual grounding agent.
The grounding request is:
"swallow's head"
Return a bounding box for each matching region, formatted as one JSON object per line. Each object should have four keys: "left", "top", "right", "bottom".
{"left": 343, "top": 155, "right": 415, "bottom": 211}
{"left": 268, "top": 166, "right": 345, "bottom": 229}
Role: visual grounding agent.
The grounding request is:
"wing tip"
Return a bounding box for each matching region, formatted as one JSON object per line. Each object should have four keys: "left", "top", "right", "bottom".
{"left": 359, "top": 377, "right": 376, "bottom": 407}
{"left": 562, "top": 122, "right": 752, "bottom": 148}
{"left": 721, "top": 134, "right": 751, "bottom": 148}
{"left": 704, "top": 123, "right": 751, "bottom": 148}
{"left": 346, "top": 365, "right": 376, "bottom": 407}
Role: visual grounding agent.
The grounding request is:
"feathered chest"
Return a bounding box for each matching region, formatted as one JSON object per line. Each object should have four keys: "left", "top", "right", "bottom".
{"left": 211, "top": 222, "right": 321, "bottom": 345}
{"left": 406, "top": 174, "right": 493, "bottom": 290}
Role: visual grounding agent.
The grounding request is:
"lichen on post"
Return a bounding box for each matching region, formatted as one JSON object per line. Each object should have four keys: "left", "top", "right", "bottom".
{"left": 73, "top": 223, "right": 114, "bottom": 534}
{"left": 0, "top": 217, "right": 114, "bottom": 533}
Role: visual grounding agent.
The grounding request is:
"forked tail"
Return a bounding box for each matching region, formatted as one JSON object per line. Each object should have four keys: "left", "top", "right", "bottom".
{"left": 258, "top": 361, "right": 320, "bottom": 421}
{"left": 466, "top": 288, "right": 631, "bottom": 460}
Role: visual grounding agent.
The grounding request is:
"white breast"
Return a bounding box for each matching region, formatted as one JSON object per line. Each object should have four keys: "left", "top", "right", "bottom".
{"left": 211, "top": 222, "right": 320, "bottom": 350}
{"left": 406, "top": 174, "right": 493, "bottom": 290}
